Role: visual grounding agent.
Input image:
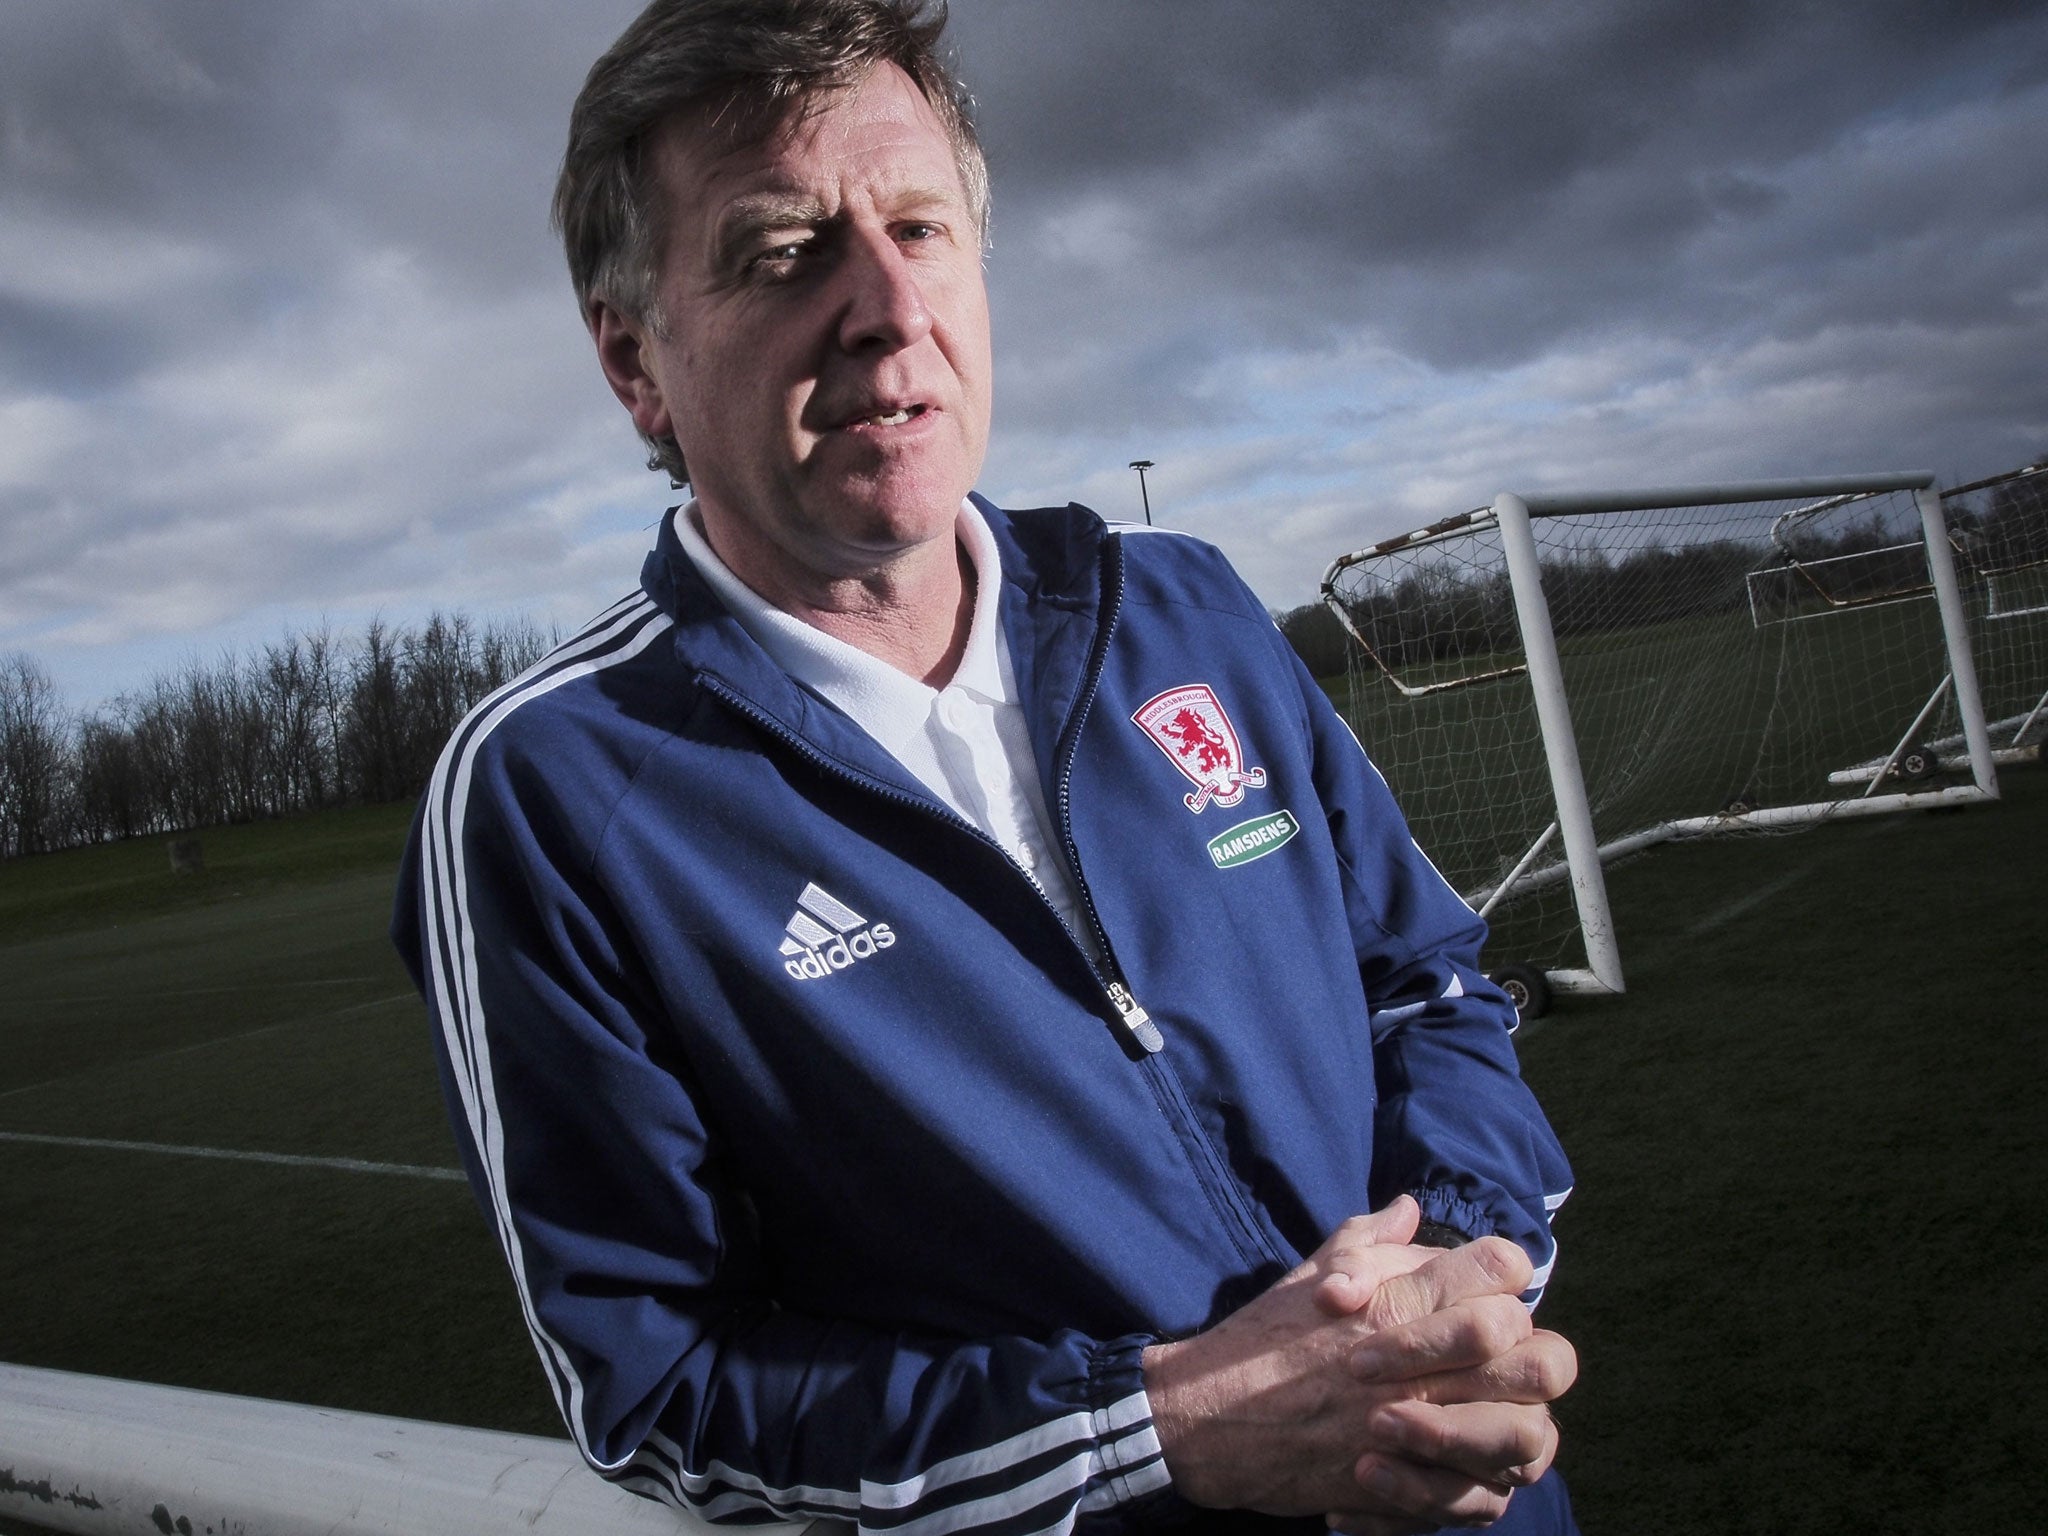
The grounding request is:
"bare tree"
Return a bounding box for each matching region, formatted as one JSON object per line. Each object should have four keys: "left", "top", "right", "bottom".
{"left": 73, "top": 710, "right": 147, "bottom": 843}
{"left": 481, "top": 615, "right": 553, "bottom": 692}
{"left": 343, "top": 619, "right": 407, "bottom": 806}
{"left": 0, "top": 653, "right": 71, "bottom": 857}
{"left": 258, "top": 632, "right": 338, "bottom": 815}
{"left": 402, "top": 611, "right": 483, "bottom": 778}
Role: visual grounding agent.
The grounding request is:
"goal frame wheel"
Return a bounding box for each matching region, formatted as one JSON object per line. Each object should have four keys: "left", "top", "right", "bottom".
{"left": 1895, "top": 743, "right": 1941, "bottom": 781}
{"left": 1489, "top": 963, "right": 1552, "bottom": 1025}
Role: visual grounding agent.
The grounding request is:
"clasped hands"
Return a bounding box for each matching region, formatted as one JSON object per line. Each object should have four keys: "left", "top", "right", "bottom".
{"left": 1140, "top": 1196, "right": 1576, "bottom": 1533}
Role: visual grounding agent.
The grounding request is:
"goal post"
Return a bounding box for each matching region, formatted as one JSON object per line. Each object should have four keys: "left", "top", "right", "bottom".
{"left": 1494, "top": 492, "right": 1620, "bottom": 994}
{"left": 1942, "top": 461, "right": 2048, "bottom": 760}
{"left": 1321, "top": 471, "right": 1998, "bottom": 1005}
{"left": 1912, "top": 482, "right": 1998, "bottom": 791}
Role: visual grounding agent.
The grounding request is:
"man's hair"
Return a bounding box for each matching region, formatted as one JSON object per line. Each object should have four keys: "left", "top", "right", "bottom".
{"left": 554, "top": 0, "right": 988, "bottom": 483}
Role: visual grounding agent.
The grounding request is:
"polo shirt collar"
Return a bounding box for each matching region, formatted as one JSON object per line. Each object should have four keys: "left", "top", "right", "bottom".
{"left": 672, "top": 499, "right": 1008, "bottom": 760}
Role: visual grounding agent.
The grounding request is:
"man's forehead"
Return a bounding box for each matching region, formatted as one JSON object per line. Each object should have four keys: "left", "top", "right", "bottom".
{"left": 653, "top": 65, "right": 962, "bottom": 216}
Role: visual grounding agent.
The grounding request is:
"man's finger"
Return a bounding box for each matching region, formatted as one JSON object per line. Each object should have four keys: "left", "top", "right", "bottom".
{"left": 1364, "top": 1399, "right": 1559, "bottom": 1489}
{"left": 1311, "top": 1198, "right": 1428, "bottom": 1316}
{"left": 1348, "top": 1293, "right": 1531, "bottom": 1382}
{"left": 1350, "top": 1452, "right": 1515, "bottom": 1530}
{"left": 1326, "top": 1511, "right": 1436, "bottom": 1536}
{"left": 1313, "top": 1245, "right": 1437, "bottom": 1317}
{"left": 1382, "top": 1329, "right": 1579, "bottom": 1409}
{"left": 1363, "top": 1235, "right": 1533, "bottom": 1330}
{"left": 1340, "top": 1194, "right": 1423, "bottom": 1247}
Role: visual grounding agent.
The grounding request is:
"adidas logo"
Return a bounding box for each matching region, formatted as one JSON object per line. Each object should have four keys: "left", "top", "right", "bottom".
{"left": 779, "top": 882, "right": 896, "bottom": 981}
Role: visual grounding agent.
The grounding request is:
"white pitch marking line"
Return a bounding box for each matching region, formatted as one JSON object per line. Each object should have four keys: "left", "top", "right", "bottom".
{"left": 0, "top": 1130, "right": 464, "bottom": 1182}
{"left": 1686, "top": 862, "right": 1816, "bottom": 936}
{"left": 1684, "top": 815, "right": 1902, "bottom": 936}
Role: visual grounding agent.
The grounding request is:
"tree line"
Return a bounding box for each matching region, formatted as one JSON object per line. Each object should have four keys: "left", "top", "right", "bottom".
{"left": 1277, "top": 539, "right": 1763, "bottom": 681}
{"left": 0, "top": 613, "right": 552, "bottom": 859}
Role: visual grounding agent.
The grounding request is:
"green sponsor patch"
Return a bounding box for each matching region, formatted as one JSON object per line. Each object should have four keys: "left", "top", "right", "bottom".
{"left": 1206, "top": 809, "right": 1299, "bottom": 869}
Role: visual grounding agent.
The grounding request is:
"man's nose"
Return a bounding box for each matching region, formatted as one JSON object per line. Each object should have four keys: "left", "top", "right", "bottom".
{"left": 835, "top": 229, "right": 934, "bottom": 354}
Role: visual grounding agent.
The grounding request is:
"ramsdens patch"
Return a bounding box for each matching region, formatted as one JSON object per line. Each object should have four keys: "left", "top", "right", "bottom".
{"left": 1132, "top": 683, "right": 1268, "bottom": 813}
{"left": 1206, "top": 810, "right": 1299, "bottom": 869}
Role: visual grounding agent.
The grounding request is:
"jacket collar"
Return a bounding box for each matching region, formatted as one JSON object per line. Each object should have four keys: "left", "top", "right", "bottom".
{"left": 638, "top": 494, "right": 1117, "bottom": 792}
{"left": 978, "top": 495, "right": 1117, "bottom": 786}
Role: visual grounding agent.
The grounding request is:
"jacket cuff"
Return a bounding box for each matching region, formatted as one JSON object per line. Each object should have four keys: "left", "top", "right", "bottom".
{"left": 1409, "top": 1187, "right": 1493, "bottom": 1243}
{"left": 1078, "top": 1334, "right": 1175, "bottom": 1518}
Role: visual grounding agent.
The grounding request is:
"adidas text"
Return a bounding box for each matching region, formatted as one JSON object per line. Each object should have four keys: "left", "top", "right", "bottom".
{"left": 778, "top": 881, "right": 896, "bottom": 981}
{"left": 783, "top": 923, "right": 896, "bottom": 980}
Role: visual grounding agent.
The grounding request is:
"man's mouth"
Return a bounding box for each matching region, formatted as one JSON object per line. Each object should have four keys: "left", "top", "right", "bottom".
{"left": 843, "top": 403, "right": 927, "bottom": 429}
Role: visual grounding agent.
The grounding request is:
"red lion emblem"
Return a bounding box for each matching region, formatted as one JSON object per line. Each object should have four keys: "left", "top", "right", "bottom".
{"left": 1163, "top": 708, "right": 1233, "bottom": 773}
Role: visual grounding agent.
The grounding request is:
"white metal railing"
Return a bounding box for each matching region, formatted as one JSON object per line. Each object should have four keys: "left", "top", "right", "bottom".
{"left": 0, "top": 1364, "right": 833, "bottom": 1536}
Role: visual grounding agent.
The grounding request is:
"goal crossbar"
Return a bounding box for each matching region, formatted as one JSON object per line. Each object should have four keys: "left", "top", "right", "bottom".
{"left": 1513, "top": 471, "right": 1936, "bottom": 516}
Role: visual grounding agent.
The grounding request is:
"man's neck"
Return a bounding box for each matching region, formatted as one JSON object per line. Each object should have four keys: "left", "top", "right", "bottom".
{"left": 783, "top": 543, "right": 975, "bottom": 688}
{"left": 694, "top": 506, "right": 975, "bottom": 687}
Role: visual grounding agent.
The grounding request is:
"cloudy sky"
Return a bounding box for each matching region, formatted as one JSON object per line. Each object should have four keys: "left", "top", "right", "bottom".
{"left": 5, "top": 0, "right": 2046, "bottom": 708}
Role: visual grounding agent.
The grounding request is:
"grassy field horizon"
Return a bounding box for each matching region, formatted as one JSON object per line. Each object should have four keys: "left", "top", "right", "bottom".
{"left": 4, "top": 773, "right": 2044, "bottom": 1532}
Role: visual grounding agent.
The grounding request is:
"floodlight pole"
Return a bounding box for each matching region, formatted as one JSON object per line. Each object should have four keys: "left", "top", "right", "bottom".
{"left": 1128, "top": 460, "right": 1155, "bottom": 525}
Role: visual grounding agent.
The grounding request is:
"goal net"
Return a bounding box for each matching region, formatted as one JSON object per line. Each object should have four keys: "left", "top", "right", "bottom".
{"left": 1321, "top": 475, "right": 1996, "bottom": 998}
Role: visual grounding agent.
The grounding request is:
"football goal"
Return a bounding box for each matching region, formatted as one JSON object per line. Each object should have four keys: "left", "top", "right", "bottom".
{"left": 1821, "top": 464, "right": 2048, "bottom": 787}
{"left": 1320, "top": 472, "right": 1997, "bottom": 1014}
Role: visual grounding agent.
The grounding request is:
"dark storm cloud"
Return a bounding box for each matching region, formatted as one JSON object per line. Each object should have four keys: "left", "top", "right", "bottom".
{"left": 4, "top": 0, "right": 2046, "bottom": 701}
{"left": 938, "top": 0, "right": 2048, "bottom": 591}
{"left": 2, "top": 1, "right": 589, "bottom": 260}
{"left": 954, "top": 0, "right": 2048, "bottom": 366}
{"left": 1, "top": 0, "right": 631, "bottom": 402}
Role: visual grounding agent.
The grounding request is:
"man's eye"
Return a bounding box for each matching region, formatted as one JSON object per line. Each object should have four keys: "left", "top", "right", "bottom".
{"left": 897, "top": 222, "right": 940, "bottom": 244}
{"left": 748, "top": 240, "right": 813, "bottom": 277}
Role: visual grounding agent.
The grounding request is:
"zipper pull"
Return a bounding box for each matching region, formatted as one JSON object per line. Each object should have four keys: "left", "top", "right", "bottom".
{"left": 1106, "top": 982, "right": 1164, "bottom": 1054}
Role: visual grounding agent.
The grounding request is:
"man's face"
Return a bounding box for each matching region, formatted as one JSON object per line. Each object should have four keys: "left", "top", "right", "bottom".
{"left": 602, "top": 63, "right": 992, "bottom": 599}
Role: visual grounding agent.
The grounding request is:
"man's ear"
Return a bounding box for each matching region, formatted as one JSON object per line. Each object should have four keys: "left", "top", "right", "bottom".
{"left": 590, "top": 300, "right": 674, "bottom": 443}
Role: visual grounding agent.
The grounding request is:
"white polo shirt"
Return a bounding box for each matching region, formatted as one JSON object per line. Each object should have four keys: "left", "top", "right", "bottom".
{"left": 675, "top": 501, "right": 1099, "bottom": 956}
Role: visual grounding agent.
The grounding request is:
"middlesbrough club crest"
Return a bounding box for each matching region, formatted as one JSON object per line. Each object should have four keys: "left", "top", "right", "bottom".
{"left": 1132, "top": 683, "right": 1268, "bottom": 813}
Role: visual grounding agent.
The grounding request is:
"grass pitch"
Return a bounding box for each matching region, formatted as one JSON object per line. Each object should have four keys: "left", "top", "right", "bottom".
{"left": 2, "top": 778, "right": 2044, "bottom": 1531}
{"left": 1514, "top": 769, "right": 2047, "bottom": 1533}
{"left": 0, "top": 803, "right": 559, "bottom": 1434}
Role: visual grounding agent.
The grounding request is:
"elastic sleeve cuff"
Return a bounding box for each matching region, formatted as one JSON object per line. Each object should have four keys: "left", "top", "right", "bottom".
{"left": 1410, "top": 1187, "right": 1493, "bottom": 1242}
{"left": 1077, "top": 1334, "right": 1176, "bottom": 1518}
{"left": 1411, "top": 1187, "right": 1565, "bottom": 1312}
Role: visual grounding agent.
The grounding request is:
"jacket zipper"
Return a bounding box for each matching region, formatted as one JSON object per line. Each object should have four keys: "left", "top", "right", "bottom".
{"left": 1049, "top": 537, "right": 1130, "bottom": 976}
{"left": 1043, "top": 534, "right": 1281, "bottom": 1270}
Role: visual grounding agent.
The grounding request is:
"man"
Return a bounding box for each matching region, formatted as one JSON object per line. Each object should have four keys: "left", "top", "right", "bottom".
{"left": 394, "top": 2, "right": 1579, "bottom": 1531}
